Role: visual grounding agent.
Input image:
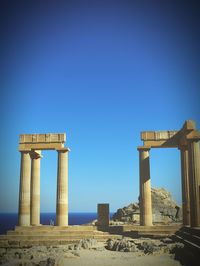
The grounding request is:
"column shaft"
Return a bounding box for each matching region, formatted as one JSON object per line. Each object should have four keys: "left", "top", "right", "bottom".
{"left": 30, "top": 151, "right": 41, "bottom": 226}
{"left": 180, "top": 147, "right": 190, "bottom": 226}
{"left": 139, "top": 148, "right": 152, "bottom": 226}
{"left": 188, "top": 141, "right": 200, "bottom": 227}
{"left": 56, "top": 149, "right": 68, "bottom": 226}
{"left": 18, "top": 151, "right": 31, "bottom": 226}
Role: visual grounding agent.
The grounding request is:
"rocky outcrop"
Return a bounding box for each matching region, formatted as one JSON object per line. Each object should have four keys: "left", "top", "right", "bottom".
{"left": 112, "top": 187, "right": 182, "bottom": 224}
{"left": 106, "top": 237, "right": 184, "bottom": 255}
{"left": 151, "top": 188, "right": 182, "bottom": 223}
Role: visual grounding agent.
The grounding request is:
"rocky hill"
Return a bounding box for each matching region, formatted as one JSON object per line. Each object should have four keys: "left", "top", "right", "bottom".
{"left": 112, "top": 188, "right": 182, "bottom": 224}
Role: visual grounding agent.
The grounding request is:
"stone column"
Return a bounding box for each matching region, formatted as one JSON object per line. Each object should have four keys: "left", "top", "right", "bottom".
{"left": 180, "top": 146, "right": 190, "bottom": 226}
{"left": 56, "top": 148, "right": 69, "bottom": 226}
{"left": 138, "top": 147, "right": 152, "bottom": 226}
{"left": 30, "top": 150, "right": 42, "bottom": 226}
{"left": 188, "top": 141, "right": 200, "bottom": 227}
{"left": 18, "top": 151, "right": 31, "bottom": 226}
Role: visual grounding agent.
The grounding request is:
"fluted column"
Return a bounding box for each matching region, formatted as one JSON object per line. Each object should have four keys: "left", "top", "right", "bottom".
{"left": 138, "top": 147, "right": 152, "bottom": 226}
{"left": 56, "top": 148, "right": 69, "bottom": 226}
{"left": 188, "top": 141, "right": 200, "bottom": 227}
{"left": 30, "top": 150, "right": 42, "bottom": 226}
{"left": 180, "top": 146, "right": 190, "bottom": 226}
{"left": 18, "top": 151, "right": 31, "bottom": 226}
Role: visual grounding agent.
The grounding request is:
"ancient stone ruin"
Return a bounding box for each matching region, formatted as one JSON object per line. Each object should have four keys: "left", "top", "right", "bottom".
{"left": 137, "top": 120, "right": 200, "bottom": 228}
{"left": 18, "top": 133, "right": 70, "bottom": 226}
{"left": 0, "top": 120, "right": 199, "bottom": 266}
{"left": 16, "top": 119, "right": 200, "bottom": 230}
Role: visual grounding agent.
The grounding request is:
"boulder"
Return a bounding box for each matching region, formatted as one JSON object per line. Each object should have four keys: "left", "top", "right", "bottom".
{"left": 76, "top": 239, "right": 98, "bottom": 250}
{"left": 112, "top": 187, "right": 182, "bottom": 224}
{"left": 106, "top": 238, "right": 137, "bottom": 252}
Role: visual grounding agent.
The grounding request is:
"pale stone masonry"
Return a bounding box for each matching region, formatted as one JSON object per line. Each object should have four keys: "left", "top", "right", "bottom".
{"left": 188, "top": 141, "right": 200, "bottom": 227}
{"left": 56, "top": 148, "right": 69, "bottom": 226}
{"left": 30, "top": 150, "right": 42, "bottom": 226}
{"left": 138, "top": 120, "right": 200, "bottom": 227}
{"left": 18, "top": 151, "right": 31, "bottom": 226}
{"left": 138, "top": 147, "right": 152, "bottom": 226}
{"left": 180, "top": 146, "right": 190, "bottom": 226}
{"left": 18, "top": 133, "right": 70, "bottom": 226}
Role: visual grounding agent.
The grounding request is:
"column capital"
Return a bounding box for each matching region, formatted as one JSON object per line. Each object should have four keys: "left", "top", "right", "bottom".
{"left": 19, "top": 149, "right": 31, "bottom": 153}
{"left": 56, "top": 147, "right": 70, "bottom": 152}
{"left": 137, "top": 146, "right": 151, "bottom": 152}
{"left": 30, "top": 150, "right": 42, "bottom": 159}
{"left": 178, "top": 145, "right": 188, "bottom": 151}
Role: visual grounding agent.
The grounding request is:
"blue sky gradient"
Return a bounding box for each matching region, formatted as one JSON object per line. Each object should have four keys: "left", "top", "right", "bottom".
{"left": 0, "top": 0, "right": 200, "bottom": 212}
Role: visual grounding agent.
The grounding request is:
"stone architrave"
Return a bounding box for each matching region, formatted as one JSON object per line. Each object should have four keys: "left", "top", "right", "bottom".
{"left": 138, "top": 147, "right": 153, "bottom": 226}
{"left": 18, "top": 151, "right": 31, "bottom": 226}
{"left": 97, "top": 204, "right": 110, "bottom": 226}
{"left": 56, "top": 148, "right": 69, "bottom": 226}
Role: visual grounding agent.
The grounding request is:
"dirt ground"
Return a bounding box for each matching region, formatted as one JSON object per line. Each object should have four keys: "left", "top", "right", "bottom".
{"left": 57, "top": 249, "right": 182, "bottom": 266}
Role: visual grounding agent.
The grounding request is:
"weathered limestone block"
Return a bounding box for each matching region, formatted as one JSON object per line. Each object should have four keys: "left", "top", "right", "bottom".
{"left": 97, "top": 204, "right": 109, "bottom": 226}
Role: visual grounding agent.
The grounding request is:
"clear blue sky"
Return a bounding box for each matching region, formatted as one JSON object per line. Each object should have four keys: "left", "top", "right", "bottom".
{"left": 0, "top": 0, "right": 199, "bottom": 213}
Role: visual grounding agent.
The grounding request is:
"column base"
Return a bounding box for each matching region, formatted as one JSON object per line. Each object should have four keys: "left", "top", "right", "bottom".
{"left": 18, "top": 215, "right": 30, "bottom": 226}
{"left": 56, "top": 216, "right": 68, "bottom": 226}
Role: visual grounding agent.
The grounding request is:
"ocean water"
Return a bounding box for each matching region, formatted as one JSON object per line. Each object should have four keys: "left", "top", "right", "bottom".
{"left": 0, "top": 213, "right": 113, "bottom": 234}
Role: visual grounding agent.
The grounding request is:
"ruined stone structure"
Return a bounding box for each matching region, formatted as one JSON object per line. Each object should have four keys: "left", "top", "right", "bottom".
{"left": 18, "top": 133, "right": 70, "bottom": 226}
{"left": 138, "top": 120, "right": 200, "bottom": 227}
{"left": 97, "top": 204, "right": 110, "bottom": 226}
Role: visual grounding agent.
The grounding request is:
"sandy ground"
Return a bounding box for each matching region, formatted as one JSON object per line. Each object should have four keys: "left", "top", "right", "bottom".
{"left": 57, "top": 250, "right": 182, "bottom": 266}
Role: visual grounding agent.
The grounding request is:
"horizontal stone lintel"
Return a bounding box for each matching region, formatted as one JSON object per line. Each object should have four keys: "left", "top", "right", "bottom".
{"left": 19, "top": 143, "right": 65, "bottom": 151}
{"left": 142, "top": 135, "right": 200, "bottom": 148}
{"left": 143, "top": 140, "right": 179, "bottom": 148}
{"left": 141, "top": 131, "right": 178, "bottom": 141}
{"left": 140, "top": 121, "right": 199, "bottom": 149}
{"left": 19, "top": 133, "right": 66, "bottom": 144}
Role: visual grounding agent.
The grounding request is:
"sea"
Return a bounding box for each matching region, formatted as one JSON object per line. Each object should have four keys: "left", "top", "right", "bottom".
{"left": 0, "top": 213, "right": 114, "bottom": 235}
